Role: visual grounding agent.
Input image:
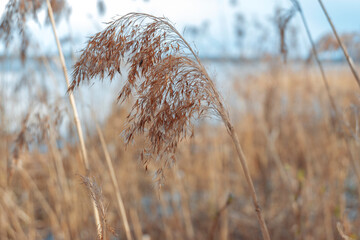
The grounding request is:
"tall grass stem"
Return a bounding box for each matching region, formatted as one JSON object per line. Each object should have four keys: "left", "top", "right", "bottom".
{"left": 45, "top": 0, "right": 101, "bottom": 235}
{"left": 318, "top": 0, "right": 360, "bottom": 88}
{"left": 95, "top": 121, "right": 133, "bottom": 240}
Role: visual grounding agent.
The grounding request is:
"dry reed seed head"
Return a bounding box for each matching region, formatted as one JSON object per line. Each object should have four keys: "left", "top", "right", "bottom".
{"left": 0, "top": 0, "right": 69, "bottom": 62}
{"left": 10, "top": 104, "right": 65, "bottom": 172}
{"left": 315, "top": 32, "right": 360, "bottom": 58}
{"left": 81, "top": 176, "right": 109, "bottom": 240}
{"left": 81, "top": 176, "right": 106, "bottom": 217}
{"left": 0, "top": 0, "right": 69, "bottom": 39}
{"left": 273, "top": 6, "right": 296, "bottom": 62}
{"left": 71, "top": 13, "right": 227, "bottom": 182}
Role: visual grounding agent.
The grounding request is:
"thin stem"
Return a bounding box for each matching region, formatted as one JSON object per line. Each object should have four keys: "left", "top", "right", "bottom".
{"left": 228, "top": 124, "right": 271, "bottom": 240}
{"left": 208, "top": 195, "right": 231, "bottom": 240}
{"left": 158, "top": 191, "right": 174, "bottom": 240}
{"left": 318, "top": 0, "right": 360, "bottom": 88}
{"left": 195, "top": 36, "right": 270, "bottom": 238}
{"left": 45, "top": 0, "right": 101, "bottom": 235}
{"left": 173, "top": 166, "right": 195, "bottom": 240}
{"left": 48, "top": 124, "right": 74, "bottom": 240}
{"left": 221, "top": 110, "right": 271, "bottom": 240}
{"left": 129, "top": 208, "right": 143, "bottom": 240}
{"left": 291, "top": 0, "right": 360, "bottom": 193}
{"left": 296, "top": 4, "right": 338, "bottom": 116}
{"left": 95, "top": 122, "right": 133, "bottom": 240}
{"left": 157, "top": 13, "right": 271, "bottom": 239}
{"left": 18, "top": 168, "right": 62, "bottom": 236}
{"left": 46, "top": 0, "right": 90, "bottom": 174}
{"left": 337, "top": 222, "right": 353, "bottom": 240}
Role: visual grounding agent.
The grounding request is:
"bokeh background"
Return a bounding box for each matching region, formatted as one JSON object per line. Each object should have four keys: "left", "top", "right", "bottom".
{"left": 1, "top": 0, "right": 360, "bottom": 239}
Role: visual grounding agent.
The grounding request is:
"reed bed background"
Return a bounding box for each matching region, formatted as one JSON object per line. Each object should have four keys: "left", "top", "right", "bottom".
{"left": 1, "top": 61, "right": 360, "bottom": 239}
{"left": 1, "top": 1, "right": 360, "bottom": 240}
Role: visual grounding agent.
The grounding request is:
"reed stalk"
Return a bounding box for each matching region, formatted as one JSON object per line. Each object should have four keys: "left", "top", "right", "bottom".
{"left": 172, "top": 166, "right": 195, "bottom": 239}
{"left": 129, "top": 208, "right": 143, "bottom": 240}
{"left": 45, "top": 0, "right": 101, "bottom": 235}
{"left": 70, "top": 13, "right": 271, "bottom": 240}
{"left": 95, "top": 121, "right": 133, "bottom": 240}
{"left": 48, "top": 123, "right": 74, "bottom": 239}
{"left": 291, "top": 0, "right": 360, "bottom": 192}
{"left": 290, "top": 0, "right": 338, "bottom": 115}
{"left": 317, "top": 0, "right": 360, "bottom": 88}
{"left": 224, "top": 116, "right": 271, "bottom": 240}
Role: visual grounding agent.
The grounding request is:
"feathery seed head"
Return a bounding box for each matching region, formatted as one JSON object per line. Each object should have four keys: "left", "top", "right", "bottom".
{"left": 71, "top": 13, "right": 229, "bottom": 181}
{"left": 0, "top": 0, "right": 69, "bottom": 62}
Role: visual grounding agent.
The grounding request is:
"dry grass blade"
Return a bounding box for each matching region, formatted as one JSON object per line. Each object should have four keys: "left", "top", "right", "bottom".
{"left": 289, "top": 0, "right": 338, "bottom": 115}
{"left": 317, "top": 0, "right": 360, "bottom": 88}
{"left": 289, "top": 0, "right": 360, "bottom": 192}
{"left": 71, "top": 12, "right": 271, "bottom": 240}
{"left": 336, "top": 222, "right": 353, "bottom": 240}
{"left": 95, "top": 121, "right": 133, "bottom": 240}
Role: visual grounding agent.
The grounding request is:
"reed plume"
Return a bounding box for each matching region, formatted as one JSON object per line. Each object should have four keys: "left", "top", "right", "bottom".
{"left": 71, "top": 13, "right": 224, "bottom": 180}
{"left": 0, "top": 0, "right": 69, "bottom": 62}
{"left": 71, "top": 13, "right": 271, "bottom": 240}
{"left": 81, "top": 176, "right": 110, "bottom": 240}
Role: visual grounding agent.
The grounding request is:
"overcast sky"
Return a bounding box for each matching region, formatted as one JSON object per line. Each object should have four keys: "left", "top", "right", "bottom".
{"left": 0, "top": 0, "right": 359, "bottom": 57}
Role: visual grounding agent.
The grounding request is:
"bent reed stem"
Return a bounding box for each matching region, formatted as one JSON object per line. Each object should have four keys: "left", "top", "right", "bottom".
{"left": 46, "top": 0, "right": 101, "bottom": 235}
{"left": 317, "top": 0, "right": 360, "bottom": 88}
{"left": 220, "top": 109, "right": 271, "bottom": 240}
{"left": 291, "top": 0, "right": 360, "bottom": 189}
{"left": 70, "top": 13, "right": 271, "bottom": 240}
{"left": 291, "top": 0, "right": 338, "bottom": 115}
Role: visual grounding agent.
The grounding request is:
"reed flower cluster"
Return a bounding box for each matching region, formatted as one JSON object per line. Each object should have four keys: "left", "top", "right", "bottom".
{"left": 0, "top": 0, "right": 69, "bottom": 62}
{"left": 71, "top": 13, "right": 227, "bottom": 179}
{"left": 71, "top": 13, "right": 271, "bottom": 239}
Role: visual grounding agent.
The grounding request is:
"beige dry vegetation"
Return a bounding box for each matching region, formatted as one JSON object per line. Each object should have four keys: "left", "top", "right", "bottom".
{"left": 1, "top": 1, "right": 360, "bottom": 240}
{"left": 1, "top": 64, "right": 360, "bottom": 239}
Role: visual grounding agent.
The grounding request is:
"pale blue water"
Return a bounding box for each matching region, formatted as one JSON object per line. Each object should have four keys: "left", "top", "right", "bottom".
{"left": 0, "top": 57, "right": 267, "bottom": 132}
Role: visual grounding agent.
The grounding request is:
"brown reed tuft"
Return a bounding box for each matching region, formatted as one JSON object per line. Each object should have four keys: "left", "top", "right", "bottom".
{"left": 71, "top": 12, "right": 271, "bottom": 240}
{"left": 81, "top": 176, "right": 111, "bottom": 240}
{"left": 0, "top": 0, "right": 69, "bottom": 62}
{"left": 273, "top": 6, "right": 296, "bottom": 63}
{"left": 71, "top": 13, "right": 226, "bottom": 180}
{"left": 0, "top": 0, "right": 69, "bottom": 35}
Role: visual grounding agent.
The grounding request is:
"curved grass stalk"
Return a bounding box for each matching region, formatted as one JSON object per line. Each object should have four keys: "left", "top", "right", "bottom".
{"left": 317, "top": 0, "right": 360, "bottom": 88}
{"left": 71, "top": 13, "right": 271, "bottom": 240}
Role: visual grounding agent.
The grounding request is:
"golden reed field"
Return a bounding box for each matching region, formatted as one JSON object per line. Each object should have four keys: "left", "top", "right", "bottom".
{"left": 1, "top": 1, "right": 360, "bottom": 240}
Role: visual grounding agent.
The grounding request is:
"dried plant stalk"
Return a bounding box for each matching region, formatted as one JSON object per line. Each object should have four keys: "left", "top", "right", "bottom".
{"left": 45, "top": 0, "right": 102, "bottom": 236}
{"left": 336, "top": 222, "right": 353, "bottom": 240}
{"left": 81, "top": 176, "right": 108, "bottom": 240}
{"left": 317, "top": 0, "right": 360, "bottom": 88}
{"left": 273, "top": 6, "right": 296, "bottom": 63}
{"left": 71, "top": 13, "right": 271, "bottom": 240}
{"left": 289, "top": 0, "right": 338, "bottom": 116}
{"left": 290, "top": 0, "right": 360, "bottom": 190}
{"left": 46, "top": 0, "right": 90, "bottom": 174}
{"left": 95, "top": 121, "right": 133, "bottom": 240}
